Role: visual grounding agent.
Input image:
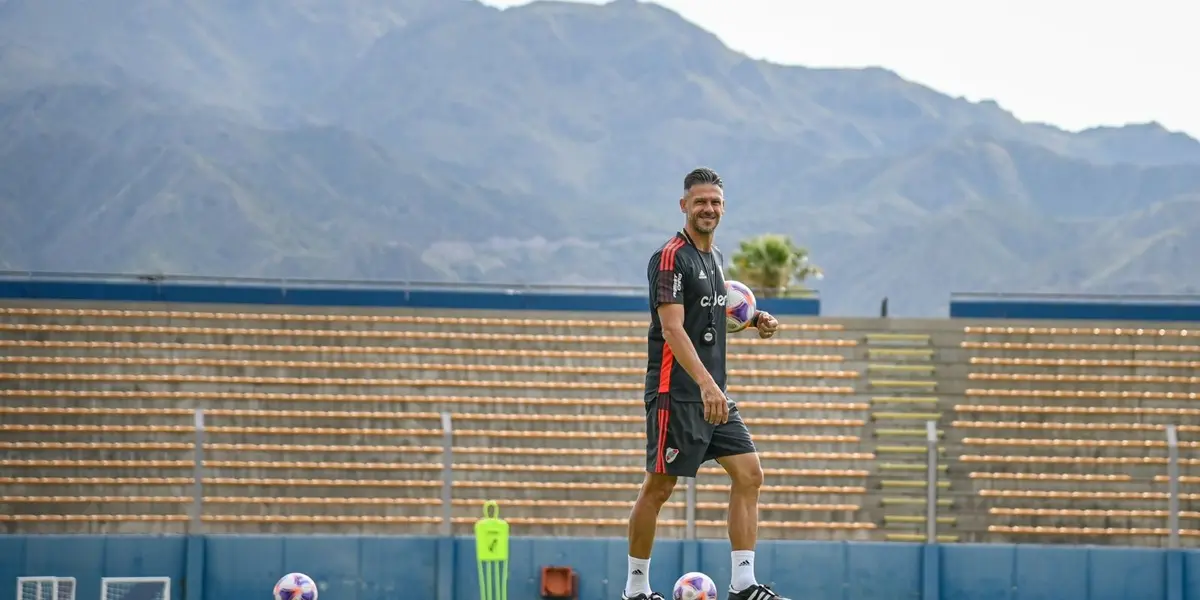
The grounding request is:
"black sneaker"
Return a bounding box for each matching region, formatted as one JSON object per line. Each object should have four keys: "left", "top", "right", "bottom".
{"left": 728, "top": 584, "right": 790, "bottom": 600}
{"left": 621, "top": 593, "right": 665, "bottom": 600}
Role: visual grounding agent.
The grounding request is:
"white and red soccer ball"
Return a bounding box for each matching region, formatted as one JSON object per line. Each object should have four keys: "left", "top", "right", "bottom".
{"left": 273, "top": 573, "right": 317, "bottom": 600}
{"left": 725, "top": 280, "right": 757, "bottom": 333}
{"left": 674, "top": 571, "right": 719, "bottom": 600}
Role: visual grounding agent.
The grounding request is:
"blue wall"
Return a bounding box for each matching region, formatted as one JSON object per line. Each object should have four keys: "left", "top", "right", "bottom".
{"left": 950, "top": 297, "right": 1200, "bottom": 322}
{"left": 0, "top": 535, "right": 1195, "bottom": 600}
{"left": 0, "top": 278, "right": 821, "bottom": 316}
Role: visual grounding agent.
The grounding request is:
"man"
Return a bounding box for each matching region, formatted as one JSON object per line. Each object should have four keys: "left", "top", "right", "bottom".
{"left": 622, "top": 167, "right": 789, "bottom": 600}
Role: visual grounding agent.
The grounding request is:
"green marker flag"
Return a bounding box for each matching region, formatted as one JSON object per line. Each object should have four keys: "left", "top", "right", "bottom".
{"left": 474, "top": 500, "right": 510, "bottom": 600}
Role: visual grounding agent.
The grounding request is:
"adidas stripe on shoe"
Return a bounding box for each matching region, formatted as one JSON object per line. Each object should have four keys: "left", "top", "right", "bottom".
{"left": 728, "top": 583, "right": 790, "bottom": 600}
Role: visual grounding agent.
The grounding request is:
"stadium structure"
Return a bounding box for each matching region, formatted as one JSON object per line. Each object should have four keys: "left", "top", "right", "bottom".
{"left": 1, "top": 271, "right": 1197, "bottom": 600}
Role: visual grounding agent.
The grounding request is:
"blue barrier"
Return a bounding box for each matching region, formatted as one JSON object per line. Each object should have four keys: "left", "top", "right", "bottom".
{"left": 0, "top": 535, "right": 1195, "bottom": 600}
{"left": 0, "top": 536, "right": 187, "bottom": 600}
{"left": 0, "top": 278, "right": 821, "bottom": 316}
{"left": 950, "top": 296, "right": 1200, "bottom": 322}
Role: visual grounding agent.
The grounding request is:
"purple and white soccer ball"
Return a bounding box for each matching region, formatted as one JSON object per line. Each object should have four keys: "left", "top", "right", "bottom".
{"left": 273, "top": 573, "right": 318, "bottom": 600}
{"left": 673, "top": 571, "right": 719, "bottom": 600}
{"left": 725, "top": 280, "right": 758, "bottom": 333}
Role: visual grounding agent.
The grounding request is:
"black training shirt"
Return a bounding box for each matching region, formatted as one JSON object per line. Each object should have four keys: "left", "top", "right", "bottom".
{"left": 643, "top": 233, "right": 728, "bottom": 403}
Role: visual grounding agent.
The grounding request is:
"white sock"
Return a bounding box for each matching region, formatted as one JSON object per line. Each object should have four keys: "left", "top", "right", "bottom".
{"left": 730, "top": 550, "right": 757, "bottom": 592}
{"left": 625, "top": 556, "right": 651, "bottom": 597}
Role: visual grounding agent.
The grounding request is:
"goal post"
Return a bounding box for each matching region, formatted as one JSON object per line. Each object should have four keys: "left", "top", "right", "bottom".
{"left": 17, "top": 577, "right": 76, "bottom": 600}
{"left": 99, "top": 578, "right": 171, "bottom": 600}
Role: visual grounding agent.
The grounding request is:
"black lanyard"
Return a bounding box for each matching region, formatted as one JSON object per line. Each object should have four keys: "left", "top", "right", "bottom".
{"left": 679, "top": 230, "right": 718, "bottom": 346}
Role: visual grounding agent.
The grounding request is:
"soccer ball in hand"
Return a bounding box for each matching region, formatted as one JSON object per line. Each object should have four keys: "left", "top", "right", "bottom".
{"left": 273, "top": 573, "right": 318, "bottom": 600}
{"left": 673, "top": 572, "right": 719, "bottom": 600}
{"left": 725, "top": 280, "right": 757, "bottom": 333}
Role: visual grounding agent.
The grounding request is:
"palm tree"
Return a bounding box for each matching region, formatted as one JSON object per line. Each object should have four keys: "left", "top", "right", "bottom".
{"left": 727, "top": 233, "right": 823, "bottom": 298}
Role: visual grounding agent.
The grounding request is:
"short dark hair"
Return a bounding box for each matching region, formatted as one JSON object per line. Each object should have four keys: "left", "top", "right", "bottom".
{"left": 684, "top": 167, "right": 722, "bottom": 191}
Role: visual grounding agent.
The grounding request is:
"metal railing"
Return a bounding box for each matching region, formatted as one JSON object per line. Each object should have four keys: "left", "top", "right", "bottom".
{"left": 1166, "top": 424, "right": 1181, "bottom": 549}
{"left": 925, "top": 421, "right": 939, "bottom": 542}
{"left": 183, "top": 411, "right": 1187, "bottom": 544}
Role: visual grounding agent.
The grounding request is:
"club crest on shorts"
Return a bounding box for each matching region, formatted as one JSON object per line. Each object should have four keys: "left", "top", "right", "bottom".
{"left": 664, "top": 447, "right": 679, "bottom": 463}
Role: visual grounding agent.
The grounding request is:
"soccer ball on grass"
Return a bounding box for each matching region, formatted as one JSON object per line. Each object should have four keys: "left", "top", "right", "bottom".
{"left": 273, "top": 573, "right": 318, "bottom": 600}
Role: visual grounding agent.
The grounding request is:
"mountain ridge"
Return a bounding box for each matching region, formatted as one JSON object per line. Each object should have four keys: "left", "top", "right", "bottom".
{"left": 2, "top": 0, "right": 1199, "bottom": 315}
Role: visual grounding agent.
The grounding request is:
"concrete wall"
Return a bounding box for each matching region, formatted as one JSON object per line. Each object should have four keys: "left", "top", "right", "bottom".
{"left": 0, "top": 535, "right": 1196, "bottom": 600}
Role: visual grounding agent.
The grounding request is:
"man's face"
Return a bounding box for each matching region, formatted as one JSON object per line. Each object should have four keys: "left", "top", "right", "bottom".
{"left": 681, "top": 183, "right": 724, "bottom": 234}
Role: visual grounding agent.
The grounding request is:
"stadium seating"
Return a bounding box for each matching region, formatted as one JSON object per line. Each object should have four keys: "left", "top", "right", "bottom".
{"left": 0, "top": 305, "right": 872, "bottom": 538}
{"left": 861, "top": 332, "right": 955, "bottom": 543}
{"left": 957, "top": 324, "right": 1200, "bottom": 545}
{"left": 7, "top": 301, "right": 1199, "bottom": 546}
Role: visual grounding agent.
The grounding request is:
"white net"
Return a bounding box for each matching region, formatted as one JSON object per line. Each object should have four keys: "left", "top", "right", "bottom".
{"left": 100, "top": 578, "right": 170, "bottom": 600}
{"left": 17, "top": 577, "right": 76, "bottom": 600}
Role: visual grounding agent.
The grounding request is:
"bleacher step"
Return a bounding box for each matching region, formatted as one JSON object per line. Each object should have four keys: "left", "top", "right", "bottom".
{"left": 867, "top": 364, "right": 937, "bottom": 374}
{"left": 867, "top": 348, "right": 935, "bottom": 359}
{"left": 870, "top": 396, "right": 939, "bottom": 405}
{"left": 869, "top": 380, "right": 938, "bottom": 389}
{"left": 865, "top": 334, "right": 932, "bottom": 345}
{"left": 885, "top": 533, "right": 960, "bottom": 543}
{"left": 873, "top": 411, "right": 943, "bottom": 421}
{"left": 875, "top": 428, "right": 944, "bottom": 438}
{"left": 881, "top": 497, "right": 952, "bottom": 507}
{"left": 875, "top": 445, "right": 946, "bottom": 455}
{"left": 877, "top": 463, "right": 948, "bottom": 472}
{"left": 881, "top": 480, "right": 951, "bottom": 489}
{"left": 884, "top": 515, "right": 956, "bottom": 526}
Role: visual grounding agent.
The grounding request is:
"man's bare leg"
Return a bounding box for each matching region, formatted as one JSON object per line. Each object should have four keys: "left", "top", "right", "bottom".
{"left": 716, "top": 452, "right": 764, "bottom": 591}
{"left": 625, "top": 472, "right": 677, "bottom": 597}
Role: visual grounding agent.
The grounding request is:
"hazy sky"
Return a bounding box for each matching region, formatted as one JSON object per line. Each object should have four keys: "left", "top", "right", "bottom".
{"left": 479, "top": 0, "right": 1200, "bottom": 139}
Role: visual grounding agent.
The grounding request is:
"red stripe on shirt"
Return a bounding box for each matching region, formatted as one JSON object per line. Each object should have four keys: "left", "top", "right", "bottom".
{"left": 659, "top": 237, "right": 684, "bottom": 271}
{"left": 654, "top": 236, "right": 686, "bottom": 473}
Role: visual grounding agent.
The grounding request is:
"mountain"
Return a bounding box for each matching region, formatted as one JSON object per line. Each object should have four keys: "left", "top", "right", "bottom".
{"left": 0, "top": 81, "right": 544, "bottom": 280}
{"left": 2, "top": 0, "right": 1200, "bottom": 315}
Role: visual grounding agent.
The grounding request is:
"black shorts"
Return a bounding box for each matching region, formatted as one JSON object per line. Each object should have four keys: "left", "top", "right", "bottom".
{"left": 645, "top": 394, "right": 757, "bottom": 477}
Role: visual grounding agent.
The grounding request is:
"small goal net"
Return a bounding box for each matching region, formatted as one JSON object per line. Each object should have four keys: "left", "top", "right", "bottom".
{"left": 17, "top": 577, "right": 76, "bottom": 600}
{"left": 99, "top": 578, "right": 171, "bottom": 600}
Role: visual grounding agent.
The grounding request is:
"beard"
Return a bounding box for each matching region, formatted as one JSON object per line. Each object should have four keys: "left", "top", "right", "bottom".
{"left": 690, "top": 213, "right": 720, "bottom": 234}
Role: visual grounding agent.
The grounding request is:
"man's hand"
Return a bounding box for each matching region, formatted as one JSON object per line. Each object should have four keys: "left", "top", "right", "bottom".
{"left": 754, "top": 310, "right": 779, "bottom": 339}
{"left": 701, "top": 381, "right": 729, "bottom": 425}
